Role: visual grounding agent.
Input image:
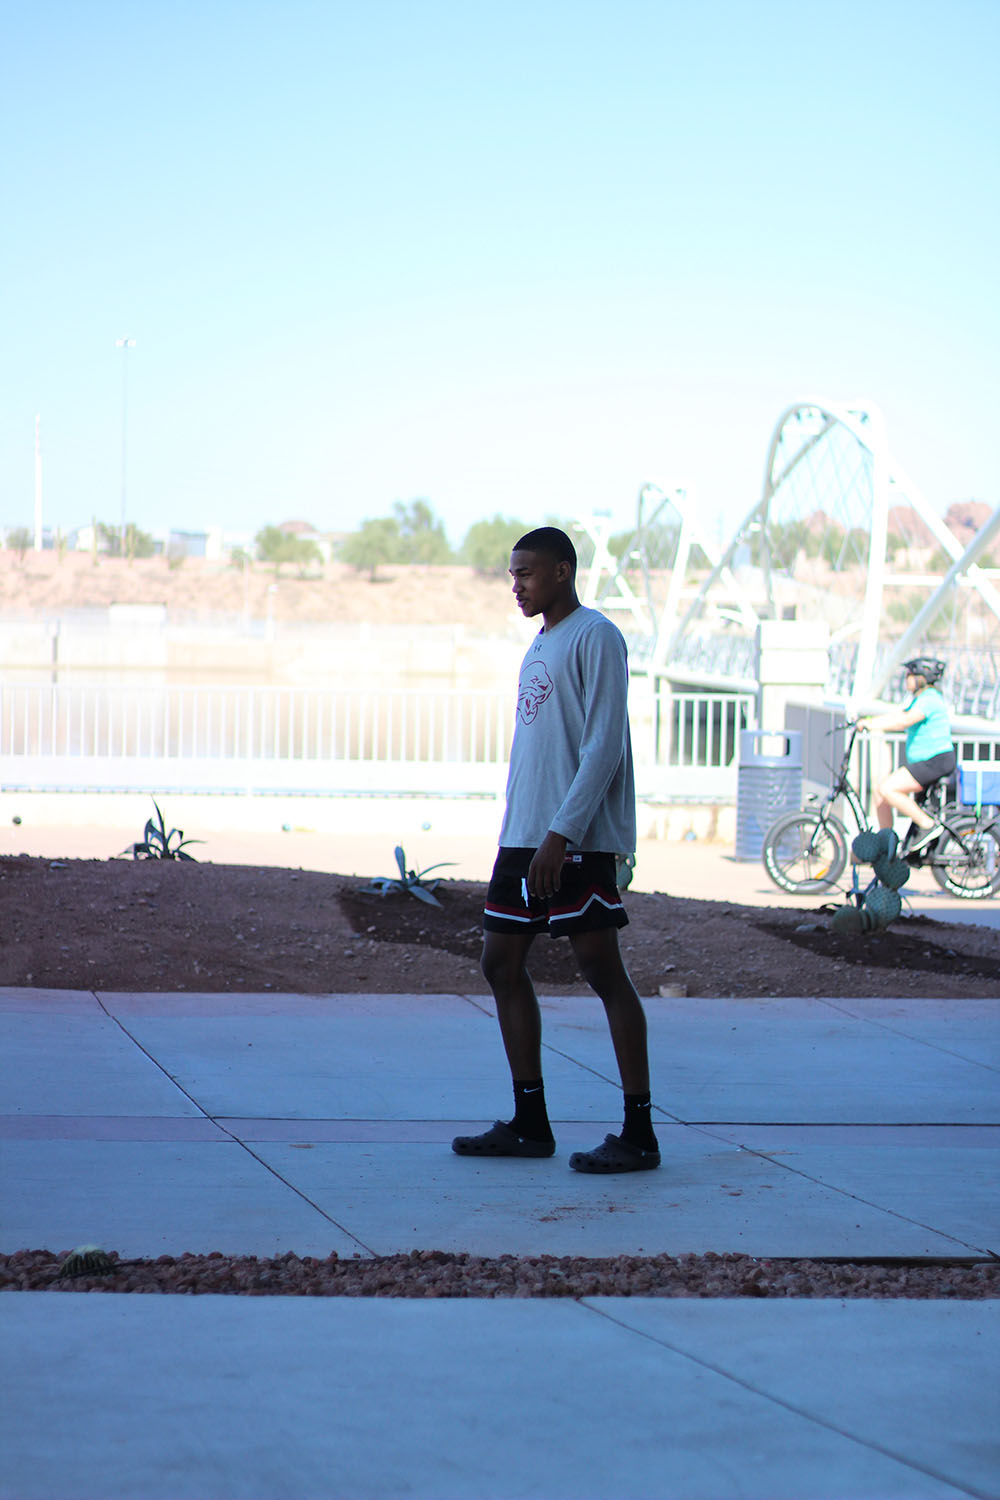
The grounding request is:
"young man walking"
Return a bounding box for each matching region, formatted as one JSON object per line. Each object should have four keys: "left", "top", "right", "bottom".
{"left": 452, "top": 527, "right": 659, "bottom": 1173}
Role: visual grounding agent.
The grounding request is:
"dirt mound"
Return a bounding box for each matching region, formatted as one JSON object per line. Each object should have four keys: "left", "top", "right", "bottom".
{"left": 2, "top": 856, "right": 997, "bottom": 998}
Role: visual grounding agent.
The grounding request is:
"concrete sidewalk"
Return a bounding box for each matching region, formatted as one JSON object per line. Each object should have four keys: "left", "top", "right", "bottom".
{"left": 2, "top": 983, "right": 998, "bottom": 1498}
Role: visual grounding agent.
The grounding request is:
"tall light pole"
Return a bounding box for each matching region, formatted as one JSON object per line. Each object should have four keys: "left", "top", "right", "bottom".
{"left": 33, "top": 414, "right": 43, "bottom": 552}
{"left": 115, "top": 337, "right": 135, "bottom": 557}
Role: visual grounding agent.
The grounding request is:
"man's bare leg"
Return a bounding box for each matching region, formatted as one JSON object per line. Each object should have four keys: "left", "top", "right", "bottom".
{"left": 566, "top": 926, "right": 660, "bottom": 1172}
{"left": 569, "top": 927, "right": 650, "bottom": 1094}
{"left": 480, "top": 929, "right": 542, "bottom": 1079}
{"left": 451, "top": 929, "right": 555, "bottom": 1156}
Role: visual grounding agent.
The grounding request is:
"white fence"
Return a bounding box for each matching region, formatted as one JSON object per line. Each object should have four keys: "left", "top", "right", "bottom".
{"left": 0, "top": 684, "right": 512, "bottom": 766}
{"left": 0, "top": 682, "right": 755, "bottom": 802}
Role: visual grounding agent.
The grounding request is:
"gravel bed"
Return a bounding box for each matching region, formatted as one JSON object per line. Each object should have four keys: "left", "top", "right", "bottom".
{"left": 3, "top": 1250, "right": 997, "bottom": 1299}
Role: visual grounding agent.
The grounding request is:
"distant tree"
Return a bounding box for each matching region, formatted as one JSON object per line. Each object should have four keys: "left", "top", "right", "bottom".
{"left": 94, "top": 521, "right": 155, "bottom": 560}
{"left": 96, "top": 522, "right": 121, "bottom": 556}
{"left": 290, "top": 538, "right": 323, "bottom": 577}
{"left": 608, "top": 522, "right": 681, "bottom": 570}
{"left": 5, "top": 526, "right": 33, "bottom": 560}
{"left": 125, "top": 524, "right": 156, "bottom": 560}
{"left": 339, "top": 517, "right": 401, "bottom": 581}
{"left": 887, "top": 594, "right": 923, "bottom": 625}
{"left": 460, "top": 515, "right": 529, "bottom": 576}
{"left": 764, "top": 519, "right": 810, "bottom": 570}
{"left": 255, "top": 525, "right": 322, "bottom": 578}
{"left": 834, "top": 527, "right": 870, "bottom": 569}
{"left": 816, "top": 524, "right": 846, "bottom": 569}
{"left": 392, "top": 499, "right": 453, "bottom": 564}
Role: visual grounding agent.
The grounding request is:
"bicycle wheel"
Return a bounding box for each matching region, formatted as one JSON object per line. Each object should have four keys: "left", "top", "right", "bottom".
{"left": 762, "top": 812, "right": 848, "bottom": 895}
{"left": 930, "top": 815, "right": 1000, "bottom": 900}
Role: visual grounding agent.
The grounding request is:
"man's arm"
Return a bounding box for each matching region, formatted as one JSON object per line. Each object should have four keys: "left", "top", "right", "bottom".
{"left": 529, "top": 625, "right": 630, "bottom": 894}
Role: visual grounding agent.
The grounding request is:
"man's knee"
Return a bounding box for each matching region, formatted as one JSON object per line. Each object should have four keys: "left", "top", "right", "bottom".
{"left": 570, "top": 928, "right": 628, "bottom": 991}
{"left": 480, "top": 934, "right": 530, "bottom": 991}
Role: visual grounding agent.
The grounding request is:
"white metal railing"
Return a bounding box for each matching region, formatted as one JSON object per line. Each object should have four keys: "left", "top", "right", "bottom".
{"left": 653, "top": 690, "right": 755, "bottom": 770}
{"left": 0, "top": 682, "right": 755, "bottom": 799}
{"left": 0, "top": 684, "right": 514, "bottom": 765}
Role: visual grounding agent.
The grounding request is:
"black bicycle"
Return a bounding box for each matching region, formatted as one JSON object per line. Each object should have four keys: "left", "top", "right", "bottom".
{"left": 761, "top": 721, "right": 1000, "bottom": 900}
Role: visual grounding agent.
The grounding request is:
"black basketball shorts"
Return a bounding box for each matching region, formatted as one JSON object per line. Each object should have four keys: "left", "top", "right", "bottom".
{"left": 483, "top": 847, "right": 628, "bottom": 937}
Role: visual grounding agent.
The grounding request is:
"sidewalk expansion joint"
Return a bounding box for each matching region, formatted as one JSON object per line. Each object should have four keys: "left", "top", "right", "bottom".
{"left": 817, "top": 997, "right": 1000, "bottom": 1075}
{"left": 578, "top": 1300, "right": 995, "bottom": 1500}
{"left": 92, "top": 992, "right": 377, "bottom": 1258}
{"left": 687, "top": 1120, "right": 991, "bottom": 1257}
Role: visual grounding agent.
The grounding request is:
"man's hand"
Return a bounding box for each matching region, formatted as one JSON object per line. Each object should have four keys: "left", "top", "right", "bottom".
{"left": 527, "top": 831, "right": 568, "bottom": 899}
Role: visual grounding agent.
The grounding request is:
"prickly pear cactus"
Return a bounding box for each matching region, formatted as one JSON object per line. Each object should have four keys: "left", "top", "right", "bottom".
{"left": 864, "top": 886, "right": 903, "bottom": 929}
{"left": 851, "top": 831, "right": 882, "bottom": 864}
{"left": 831, "top": 904, "right": 864, "bottom": 935}
{"left": 836, "top": 827, "right": 908, "bottom": 938}
{"left": 872, "top": 854, "right": 911, "bottom": 891}
{"left": 875, "top": 827, "right": 899, "bottom": 860}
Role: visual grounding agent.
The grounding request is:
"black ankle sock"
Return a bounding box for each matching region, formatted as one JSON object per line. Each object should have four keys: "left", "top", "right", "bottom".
{"left": 509, "top": 1079, "right": 553, "bottom": 1142}
{"left": 622, "top": 1092, "right": 658, "bottom": 1151}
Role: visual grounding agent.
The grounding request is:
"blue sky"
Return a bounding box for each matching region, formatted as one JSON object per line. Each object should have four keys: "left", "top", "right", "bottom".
{"left": 1, "top": 0, "right": 997, "bottom": 550}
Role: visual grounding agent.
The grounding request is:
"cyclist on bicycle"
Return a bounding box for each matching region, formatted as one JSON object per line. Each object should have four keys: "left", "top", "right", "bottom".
{"left": 858, "top": 657, "right": 956, "bottom": 854}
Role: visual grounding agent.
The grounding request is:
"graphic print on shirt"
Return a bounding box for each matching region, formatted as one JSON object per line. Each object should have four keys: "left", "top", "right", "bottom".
{"left": 517, "top": 660, "right": 553, "bottom": 724}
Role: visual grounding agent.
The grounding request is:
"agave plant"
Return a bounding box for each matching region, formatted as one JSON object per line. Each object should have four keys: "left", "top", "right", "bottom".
{"left": 360, "top": 844, "right": 455, "bottom": 906}
{"left": 127, "top": 799, "right": 202, "bottom": 861}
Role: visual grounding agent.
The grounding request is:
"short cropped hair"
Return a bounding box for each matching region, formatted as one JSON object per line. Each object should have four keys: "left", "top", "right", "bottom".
{"left": 512, "top": 526, "right": 577, "bottom": 573}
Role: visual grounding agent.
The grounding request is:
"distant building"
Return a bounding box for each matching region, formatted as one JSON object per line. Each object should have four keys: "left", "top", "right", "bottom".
{"left": 167, "top": 530, "right": 209, "bottom": 559}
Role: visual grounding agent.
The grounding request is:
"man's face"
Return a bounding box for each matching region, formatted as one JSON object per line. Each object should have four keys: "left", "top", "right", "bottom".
{"left": 509, "top": 549, "right": 566, "bottom": 618}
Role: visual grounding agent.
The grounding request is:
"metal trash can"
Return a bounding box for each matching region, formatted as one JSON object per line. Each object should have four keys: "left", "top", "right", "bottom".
{"left": 734, "top": 729, "right": 803, "bottom": 861}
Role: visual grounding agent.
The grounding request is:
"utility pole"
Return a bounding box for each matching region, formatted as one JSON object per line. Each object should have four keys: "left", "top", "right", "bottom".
{"left": 33, "top": 414, "right": 43, "bottom": 551}
{"left": 115, "top": 337, "right": 136, "bottom": 556}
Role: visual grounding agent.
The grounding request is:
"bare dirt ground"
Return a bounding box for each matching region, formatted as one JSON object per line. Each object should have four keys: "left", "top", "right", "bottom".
{"left": 2, "top": 853, "right": 998, "bottom": 997}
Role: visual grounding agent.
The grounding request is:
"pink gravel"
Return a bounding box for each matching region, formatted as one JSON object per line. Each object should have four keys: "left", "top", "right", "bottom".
{"left": 3, "top": 1249, "right": 996, "bottom": 1298}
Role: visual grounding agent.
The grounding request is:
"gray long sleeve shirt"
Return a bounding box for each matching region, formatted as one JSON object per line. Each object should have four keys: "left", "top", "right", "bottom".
{"left": 498, "top": 605, "right": 636, "bottom": 853}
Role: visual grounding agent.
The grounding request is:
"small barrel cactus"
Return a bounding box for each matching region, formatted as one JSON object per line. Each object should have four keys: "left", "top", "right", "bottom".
{"left": 57, "top": 1246, "right": 116, "bottom": 1278}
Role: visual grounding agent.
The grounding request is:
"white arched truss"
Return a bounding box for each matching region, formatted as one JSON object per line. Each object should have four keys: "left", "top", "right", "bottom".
{"left": 658, "top": 398, "right": 1000, "bottom": 702}
{"left": 576, "top": 484, "right": 760, "bottom": 684}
